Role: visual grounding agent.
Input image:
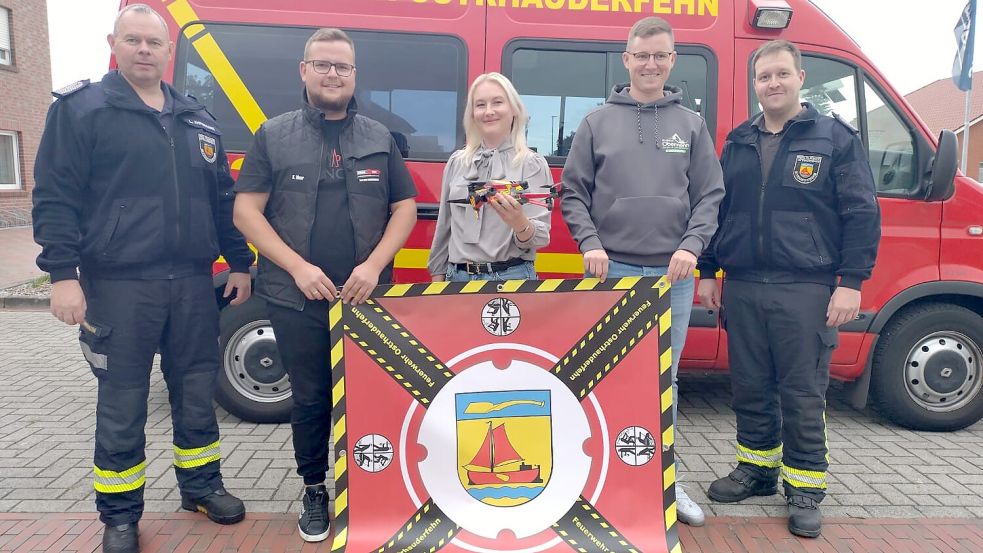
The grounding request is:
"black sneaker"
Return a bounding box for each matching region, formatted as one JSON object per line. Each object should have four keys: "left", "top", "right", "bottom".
{"left": 299, "top": 484, "right": 331, "bottom": 542}
{"left": 707, "top": 465, "right": 778, "bottom": 503}
{"left": 787, "top": 494, "right": 822, "bottom": 538}
{"left": 181, "top": 488, "right": 246, "bottom": 525}
{"left": 102, "top": 522, "right": 139, "bottom": 553}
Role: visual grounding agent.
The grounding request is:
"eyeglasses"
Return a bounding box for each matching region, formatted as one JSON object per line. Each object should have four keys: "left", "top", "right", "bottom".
{"left": 304, "top": 60, "right": 356, "bottom": 76}
{"left": 626, "top": 51, "right": 674, "bottom": 63}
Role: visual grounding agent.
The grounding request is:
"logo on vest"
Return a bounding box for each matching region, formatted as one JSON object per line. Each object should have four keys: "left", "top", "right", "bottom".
{"left": 793, "top": 154, "right": 823, "bottom": 185}
{"left": 198, "top": 133, "right": 217, "bottom": 164}
{"left": 357, "top": 169, "right": 381, "bottom": 183}
{"left": 662, "top": 133, "right": 690, "bottom": 153}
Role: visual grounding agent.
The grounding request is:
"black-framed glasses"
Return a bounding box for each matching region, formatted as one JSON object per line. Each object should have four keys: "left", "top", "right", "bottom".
{"left": 626, "top": 51, "right": 674, "bottom": 63}
{"left": 304, "top": 60, "right": 356, "bottom": 76}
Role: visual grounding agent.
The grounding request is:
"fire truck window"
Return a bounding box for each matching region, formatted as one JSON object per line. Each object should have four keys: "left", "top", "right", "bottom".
{"left": 175, "top": 25, "right": 466, "bottom": 159}
{"left": 510, "top": 47, "right": 710, "bottom": 158}
{"left": 863, "top": 80, "right": 918, "bottom": 195}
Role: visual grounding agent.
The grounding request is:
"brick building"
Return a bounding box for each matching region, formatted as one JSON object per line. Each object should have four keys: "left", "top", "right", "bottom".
{"left": 0, "top": 0, "right": 50, "bottom": 228}
{"left": 904, "top": 71, "right": 983, "bottom": 181}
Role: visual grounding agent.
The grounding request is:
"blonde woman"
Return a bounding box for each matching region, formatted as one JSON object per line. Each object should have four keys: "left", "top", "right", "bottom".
{"left": 428, "top": 72, "right": 552, "bottom": 282}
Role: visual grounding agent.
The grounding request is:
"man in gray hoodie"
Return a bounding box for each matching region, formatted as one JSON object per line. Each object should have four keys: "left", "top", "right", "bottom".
{"left": 561, "top": 16, "right": 724, "bottom": 527}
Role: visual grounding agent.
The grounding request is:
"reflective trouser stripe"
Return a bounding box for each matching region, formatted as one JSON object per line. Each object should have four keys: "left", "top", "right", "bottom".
{"left": 174, "top": 440, "right": 221, "bottom": 469}
{"left": 736, "top": 443, "right": 783, "bottom": 468}
{"left": 782, "top": 465, "right": 827, "bottom": 489}
{"left": 94, "top": 461, "right": 146, "bottom": 493}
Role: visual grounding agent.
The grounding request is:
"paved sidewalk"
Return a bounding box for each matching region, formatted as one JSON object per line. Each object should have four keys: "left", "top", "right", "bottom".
{"left": 0, "top": 226, "right": 42, "bottom": 290}
{"left": 1, "top": 311, "right": 982, "bottom": 551}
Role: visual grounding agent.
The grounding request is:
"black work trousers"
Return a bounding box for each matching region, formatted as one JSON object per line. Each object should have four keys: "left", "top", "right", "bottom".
{"left": 722, "top": 279, "right": 838, "bottom": 502}
{"left": 79, "top": 275, "right": 224, "bottom": 526}
{"left": 267, "top": 300, "right": 333, "bottom": 486}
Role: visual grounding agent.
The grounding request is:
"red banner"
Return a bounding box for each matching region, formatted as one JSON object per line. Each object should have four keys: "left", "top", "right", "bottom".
{"left": 329, "top": 277, "right": 681, "bottom": 553}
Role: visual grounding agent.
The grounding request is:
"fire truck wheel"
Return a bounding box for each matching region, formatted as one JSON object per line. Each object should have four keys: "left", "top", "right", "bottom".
{"left": 870, "top": 302, "right": 983, "bottom": 431}
{"left": 216, "top": 296, "right": 293, "bottom": 423}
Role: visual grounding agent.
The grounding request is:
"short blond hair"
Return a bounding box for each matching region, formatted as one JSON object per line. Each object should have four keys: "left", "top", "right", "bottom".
{"left": 627, "top": 17, "right": 674, "bottom": 48}
{"left": 303, "top": 28, "right": 355, "bottom": 60}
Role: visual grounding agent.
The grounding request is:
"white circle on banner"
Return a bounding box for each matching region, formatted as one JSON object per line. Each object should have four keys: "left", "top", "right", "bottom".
{"left": 614, "top": 426, "right": 656, "bottom": 466}
{"left": 352, "top": 434, "right": 394, "bottom": 473}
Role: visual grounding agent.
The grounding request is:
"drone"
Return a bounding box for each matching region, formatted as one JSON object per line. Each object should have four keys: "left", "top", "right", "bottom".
{"left": 448, "top": 180, "right": 563, "bottom": 216}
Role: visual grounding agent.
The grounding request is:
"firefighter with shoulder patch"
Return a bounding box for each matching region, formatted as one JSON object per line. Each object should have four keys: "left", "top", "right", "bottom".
{"left": 697, "top": 40, "right": 881, "bottom": 538}
{"left": 32, "top": 5, "right": 252, "bottom": 553}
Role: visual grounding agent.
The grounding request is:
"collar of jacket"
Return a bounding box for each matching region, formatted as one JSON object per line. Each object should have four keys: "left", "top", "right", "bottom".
{"left": 100, "top": 70, "right": 203, "bottom": 115}
{"left": 301, "top": 89, "right": 359, "bottom": 128}
{"left": 729, "top": 101, "right": 821, "bottom": 145}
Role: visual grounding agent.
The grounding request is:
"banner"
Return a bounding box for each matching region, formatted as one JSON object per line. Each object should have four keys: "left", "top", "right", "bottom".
{"left": 953, "top": 0, "right": 976, "bottom": 91}
{"left": 329, "top": 276, "right": 680, "bottom": 553}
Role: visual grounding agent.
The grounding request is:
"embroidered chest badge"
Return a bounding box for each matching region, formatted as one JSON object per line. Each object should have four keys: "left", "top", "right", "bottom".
{"left": 198, "top": 133, "right": 217, "bottom": 164}
{"left": 661, "top": 133, "right": 690, "bottom": 153}
{"left": 793, "top": 154, "right": 822, "bottom": 185}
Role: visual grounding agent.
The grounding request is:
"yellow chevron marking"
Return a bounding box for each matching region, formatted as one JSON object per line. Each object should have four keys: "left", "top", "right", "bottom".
{"left": 663, "top": 425, "right": 675, "bottom": 448}
{"left": 424, "top": 281, "right": 449, "bottom": 295}
{"left": 665, "top": 502, "right": 677, "bottom": 530}
{"left": 461, "top": 280, "right": 487, "bottom": 293}
{"left": 334, "top": 415, "right": 346, "bottom": 442}
{"left": 335, "top": 489, "right": 348, "bottom": 514}
{"left": 330, "top": 340, "right": 344, "bottom": 370}
{"left": 664, "top": 463, "right": 676, "bottom": 490}
{"left": 335, "top": 453, "right": 347, "bottom": 478}
{"left": 332, "top": 527, "right": 348, "bottom": 550}
{"left": 385, "top": 284, "right": 413, "bottom": 297}
{"left": 536, "top": 279, "right": 563, "bottom": 292}
{"left": 660, "top": 349, "right": 673, "bottom": 375}
{"left": 332, "top": 377, "right": 345, "bottom": 408}
{"left": 659, "top": 309, "right": 672, "bottom": 336}
{"left": 575, "top": 279, "right": 600, "bottom": 291}
{"left": 671, "top": 544, "right": 683, "bottom": 553}
{"left": 329, "top": 301, "right": 343, "bottom": 330}
{"left": 499, "top": 279, "right": 523, "bottom": 293}
{"left": 614, "top": 277, "right": 640, "bottom": 290}
{"left": 661, "top": 388, "right": 673, "bottom": 413}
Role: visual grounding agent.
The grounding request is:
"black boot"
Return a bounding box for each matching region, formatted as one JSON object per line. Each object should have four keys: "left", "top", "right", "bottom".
{"left": 102, "top": 522, "right": 139, "bottom": 553}
{"left": 787, "top": 494, "right": 822, "bottom": 538}
{"left": 181, "top": 488, "right": 246, "bottom": 524}
{"left": 707, "top": 465, "right": 778, "bottom": 503}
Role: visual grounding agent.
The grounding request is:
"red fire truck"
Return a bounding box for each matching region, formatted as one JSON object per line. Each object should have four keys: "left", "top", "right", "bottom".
{"left": 129, "top": 0, "right": 983, "bottom": 431}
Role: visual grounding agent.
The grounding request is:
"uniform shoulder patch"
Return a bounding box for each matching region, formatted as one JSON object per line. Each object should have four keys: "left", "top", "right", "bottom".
{"left": 53, "top": 80, "right": 90, "bottom": 99}
{"left": 832, "top": 112, "right": 859, "bottom": 134}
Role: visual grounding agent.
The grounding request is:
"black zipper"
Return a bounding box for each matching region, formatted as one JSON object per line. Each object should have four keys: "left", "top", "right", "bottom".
{"left": 309, "top": 135, "right": 325, "bottom": 262}
{"left": 753, "top": 140, "right": 766, "bottom": 262}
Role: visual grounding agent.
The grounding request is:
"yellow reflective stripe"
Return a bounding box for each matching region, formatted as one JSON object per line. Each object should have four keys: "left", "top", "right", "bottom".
{"left": 164, "top": 0, "right": 267, "bottom": 133}
{"left": 174, "top": 440, "right": 221, "bottom": 469}
{"left": 93, "top": 462, "right": 146, "bottom": 493}
{"left": 736, "top": 443, "right": 783, "bottom": 468}
{"left": 392, "top": 248, "right": 586, "bottom": 275}
{"left": 782, "top": 465, "right": 827, "bottom": 489}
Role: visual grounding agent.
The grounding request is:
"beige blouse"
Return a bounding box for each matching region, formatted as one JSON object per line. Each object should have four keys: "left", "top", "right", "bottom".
{"left": 427, "top": 142, "right": 553, "bottom": 276}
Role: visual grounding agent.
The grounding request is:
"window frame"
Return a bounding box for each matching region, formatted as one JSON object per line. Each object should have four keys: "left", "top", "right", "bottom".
{"left": 0, "top": 130, "right": 22, "bottom": 190}
{"left": 172, "top": 22, "right": 468, "bottom": 161}
{"left": 502, "top": 39, "right": 719, "bottom": 167}
{"left": 0, "top": 6, "right": 13, "bottom": 68}
{"left": 747, "top": 52, "right": 927, "bottom": 199}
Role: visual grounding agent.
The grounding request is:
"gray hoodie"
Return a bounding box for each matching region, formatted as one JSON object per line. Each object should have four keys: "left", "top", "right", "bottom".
{"left": 561, "top": 84, "right": 724, "bottom": 267}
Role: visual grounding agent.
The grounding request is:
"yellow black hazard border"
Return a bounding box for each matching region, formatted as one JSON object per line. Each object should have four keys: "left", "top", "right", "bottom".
{"left": 328, "top": 277, "right": 679, "bottom": 553}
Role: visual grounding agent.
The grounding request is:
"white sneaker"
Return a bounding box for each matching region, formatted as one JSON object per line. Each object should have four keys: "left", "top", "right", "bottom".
{"left": 675, "top": 483, "right": 706, "bottom": 527}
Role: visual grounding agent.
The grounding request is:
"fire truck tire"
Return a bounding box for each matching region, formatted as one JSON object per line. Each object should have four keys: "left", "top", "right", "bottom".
{"left": 215, "top": 296, "right": 293, "bottom": 423}
{"left": 870, "top": 302, "right": 983, "bottom": 431}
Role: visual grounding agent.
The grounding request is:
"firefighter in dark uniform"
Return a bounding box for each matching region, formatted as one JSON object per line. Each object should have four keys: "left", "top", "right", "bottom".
{"left": 697, "top": 40, "right": 880, "bottom": 538}
{"left": 32, "top": 6, "right": 252, "bottom": 553}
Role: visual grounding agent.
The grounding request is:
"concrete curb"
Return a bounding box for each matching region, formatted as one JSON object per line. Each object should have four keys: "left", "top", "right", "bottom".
{"left": 0, "top": 296, "right": 50, "bottom": 309}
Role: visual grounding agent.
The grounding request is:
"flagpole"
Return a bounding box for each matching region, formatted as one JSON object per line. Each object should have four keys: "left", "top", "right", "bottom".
{"left": 962, "top": 87, "right": 972, "bottom": 174}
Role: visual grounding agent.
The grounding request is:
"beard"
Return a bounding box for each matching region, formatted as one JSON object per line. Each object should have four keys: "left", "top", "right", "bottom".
{"left": 308, "top": 88, "right": 352, "bottom": 115}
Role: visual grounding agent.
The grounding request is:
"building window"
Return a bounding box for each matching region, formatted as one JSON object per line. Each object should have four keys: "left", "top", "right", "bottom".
{"left": 0, "top": 7, "right": 11, "bottom": 66}
{"left": 0, "top": 131, "right": 21, "bottom": 189}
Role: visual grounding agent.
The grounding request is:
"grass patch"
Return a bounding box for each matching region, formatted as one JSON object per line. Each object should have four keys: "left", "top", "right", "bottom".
{"left": 28, "top": 275, "right": 51, "bottom": 288}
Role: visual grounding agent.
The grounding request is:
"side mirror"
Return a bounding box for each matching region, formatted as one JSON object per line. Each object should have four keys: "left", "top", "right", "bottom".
{"left": 924, "top": 130, "right": 958, "bottom": 201}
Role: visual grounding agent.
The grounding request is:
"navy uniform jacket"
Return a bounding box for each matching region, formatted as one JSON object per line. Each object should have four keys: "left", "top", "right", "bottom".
{"left": 698, "top": 102, "right": 880, "bottom": 290}
{"left": 32, "top": 70, "right": 254, "bottom": 282}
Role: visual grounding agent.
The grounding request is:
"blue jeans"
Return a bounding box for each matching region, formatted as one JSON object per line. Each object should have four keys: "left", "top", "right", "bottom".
{"left": 445, "top": 260, "right": 537, "bottom": 282}
{"left": 597, "top": 260, "right": 695, "bottom": 426}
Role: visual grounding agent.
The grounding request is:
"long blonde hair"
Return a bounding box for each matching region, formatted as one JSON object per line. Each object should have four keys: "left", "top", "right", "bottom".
{"left": 460, "top": 72, "right": 532, "bottom": 166}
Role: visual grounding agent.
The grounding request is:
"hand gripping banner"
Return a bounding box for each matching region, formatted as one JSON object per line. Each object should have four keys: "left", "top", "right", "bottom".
{"left": 329, "top": 277, "right": 681, "bottom": 553}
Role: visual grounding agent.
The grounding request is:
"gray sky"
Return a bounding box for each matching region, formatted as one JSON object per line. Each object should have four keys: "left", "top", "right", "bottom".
{"left": 48, "top": 0, "right": 979, "bottom": 96}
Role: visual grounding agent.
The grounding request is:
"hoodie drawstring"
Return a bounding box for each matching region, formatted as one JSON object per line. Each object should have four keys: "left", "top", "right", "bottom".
{"left": 635, "top": 104, "right": 662, "bottom": 147}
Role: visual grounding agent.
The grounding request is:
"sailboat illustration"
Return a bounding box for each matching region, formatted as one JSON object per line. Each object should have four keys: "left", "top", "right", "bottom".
{"left": 463, "top": 422, "right": 543, "bottom": 485}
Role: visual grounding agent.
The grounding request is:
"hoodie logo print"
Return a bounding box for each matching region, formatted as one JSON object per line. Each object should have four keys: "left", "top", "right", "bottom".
{"left": 793, "top": 155, "right": 822, "bottom": 185}
{"left": 661, "top": 133, "right": 690, "bottom": 154}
